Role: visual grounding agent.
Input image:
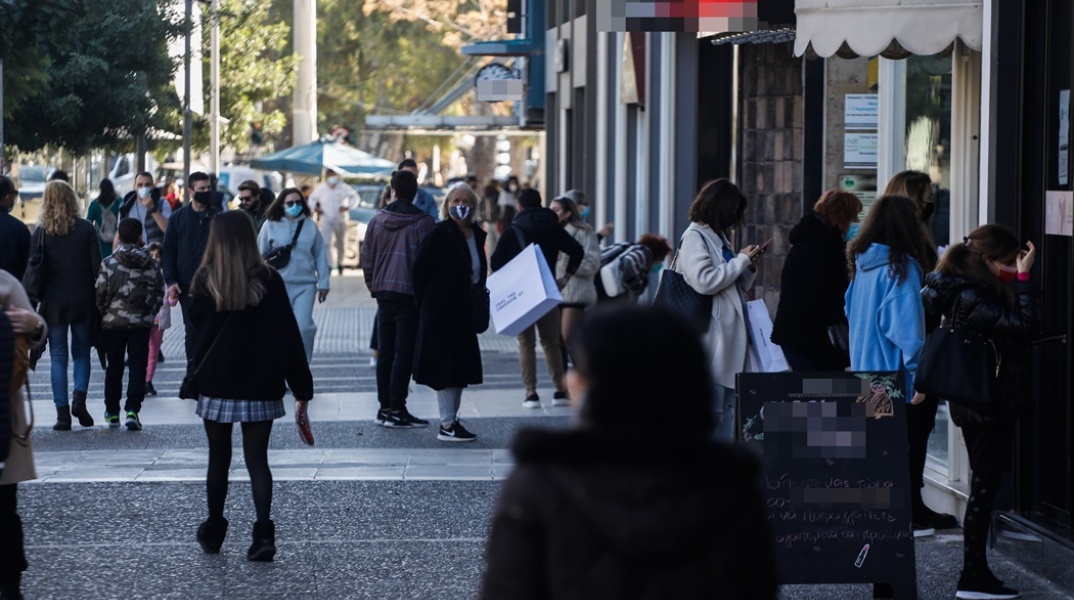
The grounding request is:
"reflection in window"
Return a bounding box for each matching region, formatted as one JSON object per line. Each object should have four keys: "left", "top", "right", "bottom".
{"left": 904, "top": 54, "right": 953, "bottom": 247}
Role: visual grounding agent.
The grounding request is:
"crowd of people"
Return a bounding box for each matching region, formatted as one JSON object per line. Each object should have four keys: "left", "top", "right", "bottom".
{"left": 0, "top": 159, "right": 1043, "bottom": 600}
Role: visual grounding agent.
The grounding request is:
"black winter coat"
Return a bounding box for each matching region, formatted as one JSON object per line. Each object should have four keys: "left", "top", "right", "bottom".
{"left": 489, "top": 207, "right": 583, "bottom": 275}
{"left": 771, "top": 212, "right": 848, "bottom": 362}
{"left": 479, "top": 428, "right": 778, "bottom": 600}
{"left": 412, "top": 221, "right": 487, "bottom": 390}
{"left": 921, "top": 272, "right": 1039, "bottom": 422}
{"left": 32, "top": 219, "right": 102, "bottom": 326}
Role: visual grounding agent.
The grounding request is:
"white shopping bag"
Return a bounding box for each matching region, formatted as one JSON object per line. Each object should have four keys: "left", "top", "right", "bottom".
{"left": 745, "top": 298, "right": 790, "bottom": 373}
{"left": 487, "top": 243, "right": 564, "bottom": 336}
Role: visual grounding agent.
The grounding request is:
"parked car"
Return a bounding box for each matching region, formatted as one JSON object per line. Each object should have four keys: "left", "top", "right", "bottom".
{"left": 342, "top": 183, "right": 446, "bottom": 268}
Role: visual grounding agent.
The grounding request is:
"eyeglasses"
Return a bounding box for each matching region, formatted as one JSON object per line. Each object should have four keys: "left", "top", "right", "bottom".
{"left": 284, "top": 201, "right": 303, "bottom": 207}
{"left": 238, "top": 196, "right": 254, "bottom": 202}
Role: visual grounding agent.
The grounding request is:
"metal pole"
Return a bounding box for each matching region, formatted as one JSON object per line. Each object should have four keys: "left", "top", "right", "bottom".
{"left": 0, "top": 59, "right": 5, "bottom": 174}
{"left": 183, "top": 0, "right": 193, "bottom": 198}
{"left": 210, "top": 0, "right": 220, "bottom": 176}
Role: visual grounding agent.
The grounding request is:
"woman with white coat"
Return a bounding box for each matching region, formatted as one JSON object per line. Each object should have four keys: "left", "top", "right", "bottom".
{"left": 550, "top": 193, "right": 600, "bottom": 365}
{"left": 676, "top": 179, "right": 765, "bottom": 441}
{"left": 257, "top": 188, "right": 330, "bottom": 362}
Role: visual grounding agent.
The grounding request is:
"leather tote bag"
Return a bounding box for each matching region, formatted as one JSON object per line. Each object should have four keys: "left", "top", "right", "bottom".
{"left": 653, "top": 231, "right": 714, "bottom": 334}
{"left": 915, "top": 325, "right": 1001, "bottom": 410}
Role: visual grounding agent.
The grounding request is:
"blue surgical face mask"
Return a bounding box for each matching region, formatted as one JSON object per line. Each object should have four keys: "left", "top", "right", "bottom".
{"left": 580, "top": 206, "right": 591, "bottom": 219}
{"left": 285, "top": 204, "right": 304, "bottom": 218}
{"left": 844, "top": 223, "right": 860, "bottom": 243}
{"left": 650, "top": 262, "right": 663, "bottom": 274}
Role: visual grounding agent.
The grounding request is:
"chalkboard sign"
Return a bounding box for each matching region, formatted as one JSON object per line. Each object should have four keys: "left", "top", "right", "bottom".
{"left": 737, "top": 372, "right": 918, "bottom": 600}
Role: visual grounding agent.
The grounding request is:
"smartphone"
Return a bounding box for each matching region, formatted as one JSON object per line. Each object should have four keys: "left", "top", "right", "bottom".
{"left": 759, "top": 238, "right": 773, "bottom": 252}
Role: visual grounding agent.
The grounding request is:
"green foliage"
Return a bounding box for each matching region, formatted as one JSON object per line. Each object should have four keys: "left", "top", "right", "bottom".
{"left": 0, "top": 0, "right": 80, "bottom": 118}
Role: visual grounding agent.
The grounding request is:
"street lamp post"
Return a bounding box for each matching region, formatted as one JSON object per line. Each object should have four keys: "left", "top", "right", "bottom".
{"left": 209, "top": 0, "right": 219, "bottom": 176}
{"left": 183, "top": 0, "right": 192, "bottom": 198}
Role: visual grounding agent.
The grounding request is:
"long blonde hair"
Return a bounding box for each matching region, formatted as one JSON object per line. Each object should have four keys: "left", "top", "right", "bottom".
{"left": 191, "top": 211, "right": 268, "bottom": 311}
{"left": 39, "top": 180, "right": 81, "bottom": 236}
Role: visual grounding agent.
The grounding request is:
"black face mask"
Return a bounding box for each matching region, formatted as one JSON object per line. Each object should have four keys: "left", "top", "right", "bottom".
{"left": 921, "top": 202, "right": 935, "bottom": 222}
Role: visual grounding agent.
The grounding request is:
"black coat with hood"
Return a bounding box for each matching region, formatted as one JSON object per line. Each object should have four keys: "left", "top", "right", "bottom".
{"left": 921, "top": 272, "right": 1039, "bottom": 423}
{"left": 771, "top": 212, "right": 849, "bottom": 359}
{"left": 489, "top": 207, "right": 583, "bottom": 275}
{"left": 479, "top": 428, "right": 778, "bottom": 600}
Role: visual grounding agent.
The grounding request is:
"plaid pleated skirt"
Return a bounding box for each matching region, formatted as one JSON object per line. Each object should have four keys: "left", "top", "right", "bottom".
{"left": 196, "top": 396, "right": 286, "bottom": 423}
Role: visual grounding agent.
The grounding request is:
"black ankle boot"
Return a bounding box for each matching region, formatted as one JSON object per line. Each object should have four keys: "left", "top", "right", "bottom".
{"left": 247, "top": 520, "right": 276, "bottom": 562}
{"left": 196, "top": 517, "right": 229, "bottom": 554}
{"left": 71, "top": 390, "right": 94, "bottom": 427}
{"left": 53, "top": 405, "right": 72, "bottom": 431}
{"left": 0, "top": 572, "right": 24, "bottom": 600}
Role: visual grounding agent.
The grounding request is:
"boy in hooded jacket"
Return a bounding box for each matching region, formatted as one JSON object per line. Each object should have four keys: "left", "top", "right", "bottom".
{"left": 95, "top": 218, "right": 166, "bottom": 431}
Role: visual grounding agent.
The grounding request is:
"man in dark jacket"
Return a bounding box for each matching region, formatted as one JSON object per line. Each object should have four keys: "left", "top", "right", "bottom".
{"left": 119, "top": 171, "right": 171, "bottom": 245}
{"left": 0, "top": 177, "right": 30, "bottom": 277}
{"left": 163, "top": 172, "right": 221, "bottom": 366}
{"left": 361, "top": 169, "right": 435, "bottom": 429}
{"left": 490, "top": 188, "right": 583, "bottom": 408}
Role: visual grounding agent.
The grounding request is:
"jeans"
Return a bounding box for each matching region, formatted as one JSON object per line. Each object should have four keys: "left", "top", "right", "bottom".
{"left": 375, "top": 299, "right": 419, "bottom": 411}
{"left": 713, "top": 385, "right": 736, "bottom": 442}
{"left": 437, "top": 387, "right": 464, "bottom": 428}
{"left": 47, "top": 322, "right": 92, "bottom": 407}
{"left": 287, "top": 282, "right": 317, "bottom": 363}
{"left": 103, "top": 328, "right": 151, "bottom": 415}
{"left": 517, "top": 310, "right": 565, "bottom": 396}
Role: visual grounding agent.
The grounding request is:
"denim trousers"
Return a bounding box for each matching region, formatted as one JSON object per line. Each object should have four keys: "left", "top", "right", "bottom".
{"left": 47, "top": 322, "right": 92, "bottom": 407}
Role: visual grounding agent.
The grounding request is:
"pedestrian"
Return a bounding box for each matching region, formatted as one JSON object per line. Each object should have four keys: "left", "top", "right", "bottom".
{"left": 257, "top": 187, "right": 330, "bottom": 362}
{"left": 596, "top": 233, "right": 672, "bottom": 303}
{"left": 94, "top": 218, "right": 165, "bottom": 430}
{"left": 479, "top": 305, "right": 778, "bottom": 600}
{"left": 771, "top": 189, "right": 862, "bottom": 372}
{"left": 675, "top": 179, "right": 765, "bottom": 441}
{"left": 561, "top": 189, "right": 614, "bottom": 242}
{"left": 490, "top": 188, "right": 584, "bottom": 409}
{"left": 885, "top": 170, "right": 939, "bottom": 271}
{"left": 119, "top": 171, "right": 171, "bottom": 246}
{"left": 397, "top": 159, "right": 439, "bottom": 219}
{"left": 47, "top": 170, "right": 69, "bottom": 183}
{"left": 921, "top": 225, "right": 1039, "bottom": 600}
{"left": 237, "top": 180, "right": 269, "bottom": 233}
{"left": 144, "top": 242, "right": 173, "bottom": 398}
{"left": 189, "top": 211, "right": 313, "bottom": 562}
{"left": 86, "top": 178, "right": 121, "bottom": 259}
{"left": 0, "top": 176, "right": 30, "bottom": 278}
{"left": 497, "top": 175, "right": 520, "bottom": 217}
{"left": 26, "top": 181, "right": 102, "bottom": 431}
{"left": 481, "top": 180, "right": 500, "bottom": 222}
{"left": 361, "top": 169, "right": 435, "bottom": 428}
{"left": 412, "top": 183, "right": 487, "bottom": 442}
{"left": 549, "top": 192, "right": 600, "bottom": 366}
{"left": 163, "top": 176, "right": 181, "bottom": 210}
{"left": 162, "top": 172, "right": 222, "bottom": 367}
{"left": 0, "top": 269, "right": 46, "bottom": 600}
{"left": 309, "top": 168, "right": 356, "bottom": 276}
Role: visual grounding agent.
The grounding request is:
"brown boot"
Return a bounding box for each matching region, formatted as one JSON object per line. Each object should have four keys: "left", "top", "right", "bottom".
{"left": 53, "top": 405, "right": 72, "bottom": 431}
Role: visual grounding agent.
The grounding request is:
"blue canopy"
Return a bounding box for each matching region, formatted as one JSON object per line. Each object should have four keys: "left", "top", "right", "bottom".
{"left": 250, "top": 141, "right": 396, "bottom": 177}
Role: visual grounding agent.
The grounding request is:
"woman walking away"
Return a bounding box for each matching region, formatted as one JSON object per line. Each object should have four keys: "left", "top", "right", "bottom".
{"left": 1, "top": 270, "right": 47, "bottom": 600}
{"left": 257, "top": 187, "right": 330, "bottom": 362}
{"left": 412, "top": 183, "right": 487, "bottom": 442}
{"left": 676, "top": 179, "right": 765, "bottom": 441}
{"left": 922, "top": 226, "right": 1039, "bottom": 600}
{"left": 28, "top": 181, "right": 102, "bottom": 430}
{"left": 189, "top": 211, "right": 313, "bottom": 562}
{"left": 479, "top": 306, "right": 777, "bottom": 600}
{"left": 86, "top": 178, "right": 121, "bottom": 259}
{"left": 550, "top": 192, "right": 600, "bottom": 367}
{"left": 772, "top": 190, "right": 861, "bottom": 371}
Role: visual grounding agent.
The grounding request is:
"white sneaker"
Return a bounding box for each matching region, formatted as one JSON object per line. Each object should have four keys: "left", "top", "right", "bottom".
{"left": 551, "top": 392, "right": 570, "bottom": 407}
{"left": 522, "top": 394, "right": 540, "bottom": 409}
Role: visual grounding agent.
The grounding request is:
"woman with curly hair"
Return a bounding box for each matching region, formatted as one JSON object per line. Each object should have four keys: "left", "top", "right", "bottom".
{"left": 29, "top": 181, "right": 101, "bottom": 431}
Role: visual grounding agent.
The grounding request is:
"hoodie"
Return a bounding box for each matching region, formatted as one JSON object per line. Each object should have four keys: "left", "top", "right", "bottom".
{"left": 361, "top": 201, "right": 436, "bottom": 303}
{"left": 844, "top": 243, "right": 925, "bottom": 400}
{"left": 479, "top": 428, "right": 778, "bottom": 600}
{"left": 95, "top": 244, "right": 166, "bottom": 330}
{"left": 489, "top": 207, "right": 583, "bottom": 275}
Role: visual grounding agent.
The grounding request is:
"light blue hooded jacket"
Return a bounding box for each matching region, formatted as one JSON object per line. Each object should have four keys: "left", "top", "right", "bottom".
{"left": 844, "top": 243, "right": 925, "bottom": 401}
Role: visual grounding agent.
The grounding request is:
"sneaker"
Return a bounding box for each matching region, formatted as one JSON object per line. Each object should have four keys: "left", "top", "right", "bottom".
{"left": 522, "top": 393, "right": 540, "bottom": 409}
{"left": 374, "top": 408, "right": 390, "bottom": 426}
{"left": 956, "top": 571, "right": 1020, "bottom": 599}
{"left": 913, "top": 505, "right": 959, "bottom": 530}
{"left": 382, "top": 411, "right": 421, "bottom": 429}
{"left": 145, "top": 381, "right": 157, "bottom": 397}
{"left": 125, "top": 411, "right": 142, "bottom": 431}
{"left": 104, "top": 412, "right": 121, "bottom": 429}
{"left": 551, "top": 391, "right": 570, "bottom": 407}
{"left": 399, "top": 409, "right": 429, "bottom": 427}
{"left": 438, "top": 420, "right": 477, "bottom": 442}
{"left": 912, "top": 524, "right": 936, "bottom": 538}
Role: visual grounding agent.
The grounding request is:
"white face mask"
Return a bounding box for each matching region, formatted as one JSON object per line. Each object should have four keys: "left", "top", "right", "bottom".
{"left": 137, "top": 186, "right": 153, "bottom": 199}
{"left": 327, "top": 176, "right": 340, "bottom": 187}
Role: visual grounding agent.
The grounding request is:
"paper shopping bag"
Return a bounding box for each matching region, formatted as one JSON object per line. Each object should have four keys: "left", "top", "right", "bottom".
{"left": 487, "top": 243, "right": 564, "bottom": 336}
{"left": 745, "top": 298, "right": 790, "bottom": 373}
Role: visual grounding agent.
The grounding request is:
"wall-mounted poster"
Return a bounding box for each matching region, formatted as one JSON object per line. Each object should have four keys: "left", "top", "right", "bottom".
{"left": 844, "top": 133, "right": 879, "bottom": 169}
{"left": 1046, "top": 191, "right": 1073, "bottom": 236}
{"left": 845, "top": 94, "right": 879, "bottom": 130}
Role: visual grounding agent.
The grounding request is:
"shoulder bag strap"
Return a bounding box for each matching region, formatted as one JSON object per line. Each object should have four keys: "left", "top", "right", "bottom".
{"left": 291, "top": 218, "right": 305, "bottom": 247}
{"left": 672, "top": 228, "right": 712, "bottom": 272}
{"left": 190, "top": 313, "right": 233, "bottom": 378}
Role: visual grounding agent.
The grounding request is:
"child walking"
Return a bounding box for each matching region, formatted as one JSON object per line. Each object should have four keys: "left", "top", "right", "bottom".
{"left": 145, "top": 242, "right": 174, "bottom": 396}
{"left": 95, "top": 218, "right": 165, "bottom": 430}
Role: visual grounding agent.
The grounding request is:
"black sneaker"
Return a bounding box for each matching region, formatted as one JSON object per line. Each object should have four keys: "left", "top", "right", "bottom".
{"left": 125, "top": 411, "right": 142, "bottom": 431}
{"left": 522, "top": 393, "right": 540, "bottom": 409}
{"left": 383, "top": 411, "right": 421, "bottom": 429}
{"left": 398, "top": 409, "right": 429, "bottom": 428}
{"left": 956, "top": 571, "right": 1020, "bottom": 599}
{"left": 438, "top": 420, "right": 477, "bottom": 442}
{"left": 145, "top": 381, "right": 157, "bottom": 397}
{"left": 913, "top": 505, "right": 959, "bottom": 530}
{"left": 374, "top": 408, "right": 390, "bottom": 426}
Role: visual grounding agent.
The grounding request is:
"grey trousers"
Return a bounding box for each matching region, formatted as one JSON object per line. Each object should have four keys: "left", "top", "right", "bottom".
{"left": 437, "top": 387, "right": 463, "bottom": 428}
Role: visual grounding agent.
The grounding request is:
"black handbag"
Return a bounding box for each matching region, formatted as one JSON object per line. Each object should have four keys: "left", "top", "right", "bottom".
{"left": 827, "top": 321, "right": 850, "bottom": 356}
{"left": 179, "top": 315, "right": 232, "bottom": 400}
{"left": 22, "top": 229, "right": 46, "bottom": 304}
{"left": 471, "top": 285, "right": 490, "bottom": 334}
{"left": 263, "top": 220, "right": 305, "bottom": 269}
{"left": 653, "top": 231, "right": 714, "bottom": 334}
{"left": 915, "top": 325, "right": 1001, "bottom": 410}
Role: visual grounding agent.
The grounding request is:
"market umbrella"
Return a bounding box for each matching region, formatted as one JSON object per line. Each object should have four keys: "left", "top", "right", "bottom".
{"left": 250, "top": 141, "right": 396, "bottom": 177}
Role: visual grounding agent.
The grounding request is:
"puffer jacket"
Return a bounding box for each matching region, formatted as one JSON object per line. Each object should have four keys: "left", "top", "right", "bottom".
{"left": 921, "top": 272, "right": 1039, "bottom": 422}
{"left": 95, "top": 244, "right": 166, "bottom": 330}
{"left": 556, "top": 223, "right": 600, "bottom": 306}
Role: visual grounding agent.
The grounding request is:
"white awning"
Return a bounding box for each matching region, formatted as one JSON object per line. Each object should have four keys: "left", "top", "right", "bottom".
{"left": 794, "top": 0, "right": 983, "bottom": 58}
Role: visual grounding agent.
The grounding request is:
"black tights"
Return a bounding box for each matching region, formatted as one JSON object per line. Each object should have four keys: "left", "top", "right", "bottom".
{"left": 0, "top": 484, "right": 27, "bottom": 594}
{"left": 204, "top": 420, "right": 274, "bottom": 523}
{"left": 963, "top": 471, "right": 1002, "bottom": 576}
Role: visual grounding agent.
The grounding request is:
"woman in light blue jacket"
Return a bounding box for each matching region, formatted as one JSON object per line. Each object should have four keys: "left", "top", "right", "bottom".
{"left": 844, "top": 194, "right": 933, "bottom": 403}
{"left": 257, "top": 187, "right": 330, "bottom": 362}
